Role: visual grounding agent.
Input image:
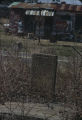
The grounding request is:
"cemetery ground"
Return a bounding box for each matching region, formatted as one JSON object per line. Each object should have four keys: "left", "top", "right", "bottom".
{"left": 0, "top": 30, "right": 82, "bottom": 57}
{"left": 0, "top": 18, "right": 82, "bottom": 120}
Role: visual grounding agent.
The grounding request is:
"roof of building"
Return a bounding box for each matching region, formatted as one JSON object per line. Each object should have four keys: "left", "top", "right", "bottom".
{"left": 8, "top": 2, "right": 82, "bottom": 13}
{"left": 8, "top": 2, "right": 21, "bottom": 8}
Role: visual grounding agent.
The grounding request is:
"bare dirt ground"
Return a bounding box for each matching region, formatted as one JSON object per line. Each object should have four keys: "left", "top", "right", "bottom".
{"left": 0, "top": 102, "right": 76, "bottom": 120}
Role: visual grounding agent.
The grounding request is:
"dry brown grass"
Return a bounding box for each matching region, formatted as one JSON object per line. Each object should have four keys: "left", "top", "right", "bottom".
{"left": 56, "top": 56, "right": 82, "bottom": 117}
{"left": 0, "top": 52, "right": 30, "bottom": 102}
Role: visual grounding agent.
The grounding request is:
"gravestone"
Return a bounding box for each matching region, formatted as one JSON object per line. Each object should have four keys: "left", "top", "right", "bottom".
{"left": 31, "top": 53, "right": 58, "bottom": 100}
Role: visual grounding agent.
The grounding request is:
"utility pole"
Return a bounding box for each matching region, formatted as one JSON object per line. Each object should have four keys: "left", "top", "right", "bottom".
{"left": 38, "top": 8, "right": 41, "bottom": 44}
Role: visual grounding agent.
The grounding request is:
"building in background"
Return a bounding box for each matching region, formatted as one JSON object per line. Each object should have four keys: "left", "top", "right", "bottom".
{"left": 8, "top": 2, "right": 82, "bottom": 41}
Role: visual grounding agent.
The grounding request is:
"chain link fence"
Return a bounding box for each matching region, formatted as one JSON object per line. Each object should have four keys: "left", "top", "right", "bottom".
{"left": 0, "top": 30, "right": 82, "bottom": 120}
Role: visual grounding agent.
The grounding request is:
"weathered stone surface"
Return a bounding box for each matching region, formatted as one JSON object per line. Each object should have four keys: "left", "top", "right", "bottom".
{"left": 31, "top": 53, "right": 58, "bottom": 100}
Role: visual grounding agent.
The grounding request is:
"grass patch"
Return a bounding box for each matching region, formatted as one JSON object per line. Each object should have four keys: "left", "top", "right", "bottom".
{"left": 0, "top": 31, "right": 82, "bottom": 57}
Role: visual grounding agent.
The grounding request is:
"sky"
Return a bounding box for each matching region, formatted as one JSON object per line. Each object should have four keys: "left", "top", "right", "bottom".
{"left": 0, "top": 0, "right": 81, "bottom": 5}
{"left": 38, "top": 0, "right": 82, "bottom": 5}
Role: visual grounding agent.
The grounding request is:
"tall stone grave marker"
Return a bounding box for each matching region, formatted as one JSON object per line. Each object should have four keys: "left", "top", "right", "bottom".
{"left": 31, "top": 53, "right": 57, "bottom": 100}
